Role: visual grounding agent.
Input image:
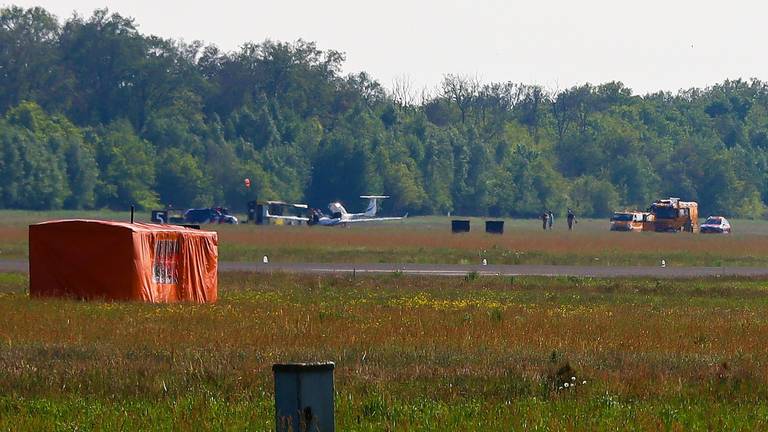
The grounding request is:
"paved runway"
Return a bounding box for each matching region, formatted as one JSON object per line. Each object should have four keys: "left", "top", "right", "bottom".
{"left": 4, "top": 259, "right": 767, "bottom": 278}
{"left": 220, "top": 262, "right": 768, "bottom": 278}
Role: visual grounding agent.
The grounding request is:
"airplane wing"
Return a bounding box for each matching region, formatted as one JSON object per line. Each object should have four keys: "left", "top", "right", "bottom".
{"left": 266, "top": 214, "right": 310, "bottom": 222}
{"left": 342, "top": 216, "right": 405, "bottom": 224}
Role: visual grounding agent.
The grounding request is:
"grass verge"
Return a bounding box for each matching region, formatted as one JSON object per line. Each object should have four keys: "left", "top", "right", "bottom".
{"left": 1, "top": 273, "right": 768, "bottom": 429}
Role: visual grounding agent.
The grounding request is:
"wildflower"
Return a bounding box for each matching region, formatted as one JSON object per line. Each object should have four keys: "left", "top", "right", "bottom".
{"left": 564, "top": 383, "right": 569, "bottom": 388}
{"left": 582, "top": 380, "right": 587, "bottom": 385}
{"left": 559, "top": 386, "right": 563, "bottom": 391}
{"left": 571, "top": 376, "right": 576, "bottom": 381}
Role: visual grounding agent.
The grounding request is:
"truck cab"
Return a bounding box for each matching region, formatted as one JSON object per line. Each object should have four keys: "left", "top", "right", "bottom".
{"left": 609, "top": 211, "right": 644, "bottom": 232}
{"left": 649, "top": 198, "right": 698, "bottom": 232}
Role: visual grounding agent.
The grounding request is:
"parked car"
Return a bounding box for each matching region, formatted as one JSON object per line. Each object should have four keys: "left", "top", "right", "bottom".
{"left": 700, "top": 216, "right": 731, "bottom": 234}
{"left": 183, "top": 207, "right": 238, "bottom": 224}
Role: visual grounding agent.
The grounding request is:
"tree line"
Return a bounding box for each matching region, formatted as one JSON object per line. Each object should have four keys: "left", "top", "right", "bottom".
{"left": 1, "top": 6, "right": 766, "bottom": 218}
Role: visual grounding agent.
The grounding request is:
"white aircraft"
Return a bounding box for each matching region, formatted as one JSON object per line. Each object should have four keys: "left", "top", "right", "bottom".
{"left": 310, "top": 195, "right": 406, "bottom": 226}
{"left": 262, "top": 201, "right": 310, "bottom": 224}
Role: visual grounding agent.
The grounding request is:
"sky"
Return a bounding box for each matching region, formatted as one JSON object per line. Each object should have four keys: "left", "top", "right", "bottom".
{"left": 4, "top": 0, "right": 768, "bottom": 95}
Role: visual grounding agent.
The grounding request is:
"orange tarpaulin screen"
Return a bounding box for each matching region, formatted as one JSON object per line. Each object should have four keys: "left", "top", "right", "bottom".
{"left": 29, "top": 220, "right": 218, "bottom": 303}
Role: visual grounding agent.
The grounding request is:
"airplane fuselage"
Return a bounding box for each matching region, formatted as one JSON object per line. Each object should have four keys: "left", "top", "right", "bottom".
{"left": 308, "top": 195, "right": 403, "bottom": 226}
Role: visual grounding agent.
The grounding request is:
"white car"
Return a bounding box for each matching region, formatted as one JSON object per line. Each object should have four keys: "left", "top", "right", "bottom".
{"left": 700, "top": 216, "right": 731, "bottom": 234}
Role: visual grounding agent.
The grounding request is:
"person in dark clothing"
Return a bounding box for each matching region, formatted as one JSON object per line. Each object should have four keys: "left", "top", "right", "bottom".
{"left": 541, "top": 212, "right": 549, "bottom": 230}
{"left": 567, "top": 208, "right": 576, "bottom": 231}
{"left": 548, "top": 210, "right": 554, "bottom": 230}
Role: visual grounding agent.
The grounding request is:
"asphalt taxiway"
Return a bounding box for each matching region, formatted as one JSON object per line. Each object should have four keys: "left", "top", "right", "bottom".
{"left": 3, "top": 260, "right": 766, "bottom": 279}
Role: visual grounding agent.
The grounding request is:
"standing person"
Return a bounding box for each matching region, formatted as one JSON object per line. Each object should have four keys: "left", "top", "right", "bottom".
{"left": 567, "top": 208, "right": 577, "bottom": 231}
{"left": 541, "top": 211, "right": 549, "bottom": 230}
{"left": 548, "top": 210, "right": 554, "bottom": 230}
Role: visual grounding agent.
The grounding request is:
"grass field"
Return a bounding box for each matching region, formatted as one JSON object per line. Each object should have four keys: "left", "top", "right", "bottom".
{"left": 1, "top": 210, "right": 768, "bottom": 267}
{"left": 2, "top": 271, "right": 768, "bottom": 430}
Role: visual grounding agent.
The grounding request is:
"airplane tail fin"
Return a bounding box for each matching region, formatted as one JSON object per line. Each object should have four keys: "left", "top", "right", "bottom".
{"left": 364, "top": 199, "right": 378, "bottom": 217}
{"left": 360, "top": 195, "right": 389, "bottom": 217}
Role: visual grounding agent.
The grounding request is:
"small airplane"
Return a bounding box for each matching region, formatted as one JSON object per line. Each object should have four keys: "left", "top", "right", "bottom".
{"left": 309, "top": 195, "right": 406, "bottom": 226}
{"left": 261, "top": 201, "right": 310, "bottom": 224}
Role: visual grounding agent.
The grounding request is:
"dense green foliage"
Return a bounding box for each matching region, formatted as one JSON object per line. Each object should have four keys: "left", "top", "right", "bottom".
{"left": 1, "top": 6, "right": 767, "bottom": 217}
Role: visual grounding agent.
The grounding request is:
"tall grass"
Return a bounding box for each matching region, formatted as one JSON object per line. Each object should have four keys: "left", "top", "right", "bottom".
{"left": 2, "top": 273, "right": 768, "bottom": 429}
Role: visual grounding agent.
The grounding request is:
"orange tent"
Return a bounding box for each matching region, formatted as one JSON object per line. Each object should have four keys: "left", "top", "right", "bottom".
{"left": 29, "top": 220, "right": 218, "bottom": 303}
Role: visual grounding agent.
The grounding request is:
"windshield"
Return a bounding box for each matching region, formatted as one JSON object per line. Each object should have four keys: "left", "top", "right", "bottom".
{"left": 611, "top": 214, "right": 633, "bottom": 222}
{"left": 705, "top": 217, "right": 722, "bottom": 225}
{"left": 652, "top": 206, "right": 678, "bottom": 219}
